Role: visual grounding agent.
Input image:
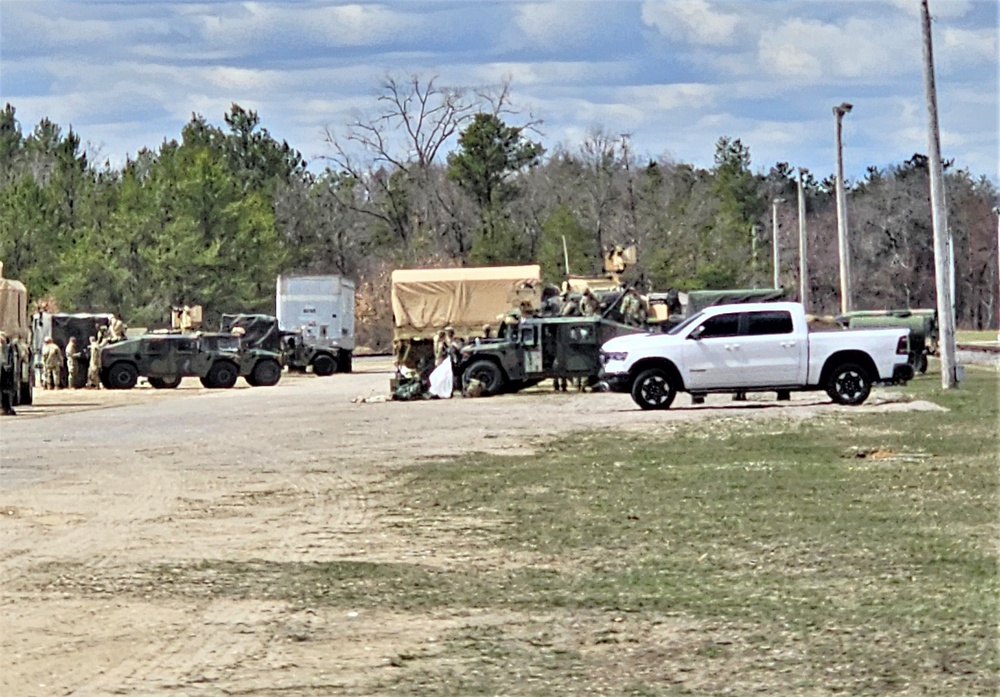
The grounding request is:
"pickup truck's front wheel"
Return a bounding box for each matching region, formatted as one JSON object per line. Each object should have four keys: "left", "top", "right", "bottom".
{"left": 631, "top": 368, "right": 677, "bottom": 410}
{"left": 462, "top": 360, "right": 504, "bottom": 395}
{"left": 825, "top": 362, "right": 871, "bottom": 405}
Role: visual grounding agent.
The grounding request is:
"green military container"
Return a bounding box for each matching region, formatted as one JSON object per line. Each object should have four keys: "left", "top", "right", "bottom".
{"left": 836, "top": 309, "right": 938, "bottom": 374}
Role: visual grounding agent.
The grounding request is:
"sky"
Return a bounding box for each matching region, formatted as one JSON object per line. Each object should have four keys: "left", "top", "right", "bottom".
{"left": 1, "top": 0, "right": 997, "bottom": 183}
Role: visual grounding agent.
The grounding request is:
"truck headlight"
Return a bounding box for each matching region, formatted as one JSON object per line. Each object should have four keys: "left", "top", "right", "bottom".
{"left": 602, "top": 351, "right": 628, "bottom": 364}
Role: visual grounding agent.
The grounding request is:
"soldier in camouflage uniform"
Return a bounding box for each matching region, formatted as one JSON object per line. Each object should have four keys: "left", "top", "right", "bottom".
{"left": 65, "top": 337, "right": 80, "bottom": 388}
{"left": 87, "top": 336, "right": 102, "bottom": 388}
{"left": 42, "top": 337, "right": 64, "bottom": 389}
{"left": 0, "top": 332, "right": 16, "bottom": 415}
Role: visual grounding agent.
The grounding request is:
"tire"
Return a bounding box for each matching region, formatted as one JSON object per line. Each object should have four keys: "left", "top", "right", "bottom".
{"left": 311, "top": 354, "right": 336, "bottom": 376}
{"left": 203, "top": 361, "right": 239, "bottom": 389}
{"left": 105, "top": 362, "right": 138, "bottom": 390}
{"left": 18, "top": 380, "right": 32, "bottom": 405}
{"left": 825, "top": 362, "right": 872, "bottom": 406}
{"left": 462, "top": 360, "right": 505, "bottom": 395}
{"left": 631, "top": 368, "right": 677, "bottom": 410}
{"left": 149, "top": 375, "right": 181, "bottom": 389}
{"left": 247, "top": 359, "right": 281, "bottom": 387}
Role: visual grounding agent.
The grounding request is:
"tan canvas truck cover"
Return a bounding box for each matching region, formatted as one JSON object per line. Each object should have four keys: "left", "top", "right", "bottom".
{"left": 391, "top": 265, "right": 542, "bottom": 340}
{"left": 0, "top": 275, "right": 30, "bottom": 340}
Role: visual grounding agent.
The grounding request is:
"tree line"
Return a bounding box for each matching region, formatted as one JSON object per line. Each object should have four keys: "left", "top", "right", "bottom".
{"left": 1, "top": 75, "right": 997, "bottom": 350}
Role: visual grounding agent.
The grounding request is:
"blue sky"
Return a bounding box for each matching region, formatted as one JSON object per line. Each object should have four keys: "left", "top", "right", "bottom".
{"left": 1, "top": 0, "right": 997, "bottom": 182}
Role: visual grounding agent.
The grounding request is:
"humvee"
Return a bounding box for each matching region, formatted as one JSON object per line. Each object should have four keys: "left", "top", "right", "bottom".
{"left": 219, "top": 313, "right": 351, "bottom": 375}
{"left": 99, "top": 333, "right": 282, "bottom": 390}
{"left": 456, "top": 316, "right": 642, "bottom": 395}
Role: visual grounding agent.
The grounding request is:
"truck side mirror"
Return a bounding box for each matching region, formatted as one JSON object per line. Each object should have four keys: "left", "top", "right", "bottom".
{"left": 688, "top": 325, "right": 704, "bottom": 340}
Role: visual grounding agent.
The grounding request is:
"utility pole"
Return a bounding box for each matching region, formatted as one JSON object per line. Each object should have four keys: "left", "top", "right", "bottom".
{"left": 797, "top": 169, "right": 809, "bottom": 311}
{"left": 771, "top": 198, "right": 785, "bottom": 290}
{"left": 833, "top": 102, "right": 853, "bottom": 314}
{"left": 921, "top": 0, "right": 958, "bottom": 388}
{"left": 993, "top": 206, "right": 1000, "bottom": 341}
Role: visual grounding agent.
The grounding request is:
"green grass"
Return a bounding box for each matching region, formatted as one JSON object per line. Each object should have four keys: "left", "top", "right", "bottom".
{"left": 62, "top": 369, "right": 997, "bottom": 695}
{"left": 957, "top": 329, "right": 999, "bottom": 343}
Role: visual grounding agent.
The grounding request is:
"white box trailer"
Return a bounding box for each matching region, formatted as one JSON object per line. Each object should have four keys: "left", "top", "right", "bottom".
{"left": 276, "top": 275, "right": 356, "bottom": 371}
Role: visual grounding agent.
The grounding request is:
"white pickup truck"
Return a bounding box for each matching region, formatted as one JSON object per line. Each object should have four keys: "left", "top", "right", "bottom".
{"left": 600, "top": 301, "right": 914, "bottom": 409}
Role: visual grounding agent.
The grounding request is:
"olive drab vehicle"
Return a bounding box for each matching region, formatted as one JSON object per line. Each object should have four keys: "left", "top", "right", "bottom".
{"left": 220, "top": 313, "right": 349, "bottom": 375}
{"left": 456, "top": 315, "right": 641, "bottom": 396}
{"left": 0, "top": 263, "right": 33, "bottom": 408}
{"left": 391, "top": 265, "right": 544, "bottom": 374}
{"left": 99, "top": 332, "right": 282, "bottom": 390}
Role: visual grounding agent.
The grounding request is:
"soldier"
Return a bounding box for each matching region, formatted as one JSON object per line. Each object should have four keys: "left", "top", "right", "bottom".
{"left": 97, "top": 325, "right": 110, "bottom": 346}
{"left": 42, "top": 336, "right": 63, "bottom": 389}
{"left": 65, "top": 336, "right": 80, "bottom": 388}
{"left": 109, "top": 316, "right": 127, "bottom": 343}
{"left": 445, "top": 326, "right": 462, "bottom": 361}
{"left": 87, "top": 336, "right": 102, "bottom": 388}
{"left": 0, "top": 332, "right": 16, "bottom": 415}
{"left": 580, "top": 288, "right": 600, "bottom": 316}
{"left": 433, "top": 329, "right": 448, "bottom": 366}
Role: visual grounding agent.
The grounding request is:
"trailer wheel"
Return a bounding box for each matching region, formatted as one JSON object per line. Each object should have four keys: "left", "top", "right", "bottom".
{"left": 312, "top": 354, "right": 337, "bottom": 376}
{"left": 825, "top": 362, "right": 871, "bottom": 406}
{"left": 149, "top": 375, "right": 182, "bottom": 389}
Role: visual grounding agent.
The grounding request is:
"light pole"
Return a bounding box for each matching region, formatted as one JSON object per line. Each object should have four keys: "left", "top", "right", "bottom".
{"left": 833, "top": 102, "right": 853, "bottom": 314}
{"left": 772, "top": 198, "right": 785, "bottom": 290}
{"left": 797, "top": 169, "right": 809, "bottom": 311}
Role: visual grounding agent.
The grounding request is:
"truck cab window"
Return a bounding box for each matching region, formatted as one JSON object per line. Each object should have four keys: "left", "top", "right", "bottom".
{"left": 747, "top": 311, "right": 793, "bottom": 336}
{"left": 696, "top": 313, "right": 740, "bottom": 338}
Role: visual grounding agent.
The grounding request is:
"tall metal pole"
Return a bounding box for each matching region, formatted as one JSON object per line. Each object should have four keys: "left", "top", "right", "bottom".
{"left": 921, "top": 0, "right": 958, "bottom": 388}
{"left": 797, "top": 169, "right": 809, "bottom": 311}
{"left": 772, "top": 198, "right": 784, "bottom": 290}
{"left": 833, "top": 102, "right": 853, "bottom": 314}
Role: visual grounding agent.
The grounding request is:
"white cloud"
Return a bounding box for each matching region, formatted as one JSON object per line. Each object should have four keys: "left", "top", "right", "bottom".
{"left": 641, "top": 0, "right": 740, "bottom": 46}
{"left": 758, "top": 17, "right": 919, "bottom": 82}
{"left": 886, "top": 0, "right": 972, "bottom": 19}
{"left": 940, "top": 26, "right": 998, "bottom": 65}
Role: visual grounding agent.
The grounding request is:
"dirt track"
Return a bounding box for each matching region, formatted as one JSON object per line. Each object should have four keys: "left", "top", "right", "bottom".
{"left": 0, "top": 358, "right": 945, "bottom": 696}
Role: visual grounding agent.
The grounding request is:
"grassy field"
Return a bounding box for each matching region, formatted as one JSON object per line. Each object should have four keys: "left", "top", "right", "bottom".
{"left": 957, "top": 329, "right": 1000, "bottom": 343}
{"left": 132, "top": 368, "right": 998, "bottom": 695}
{"left": 374, "top": 368, "right": 999, "bottom": 695}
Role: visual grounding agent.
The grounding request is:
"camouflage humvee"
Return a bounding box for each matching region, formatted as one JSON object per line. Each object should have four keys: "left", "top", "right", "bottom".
{"left": 99, "top": 332, "right": 282, "bottom": 390}
{"left": 455, "top": 315, "right": 642, "bottom": 395}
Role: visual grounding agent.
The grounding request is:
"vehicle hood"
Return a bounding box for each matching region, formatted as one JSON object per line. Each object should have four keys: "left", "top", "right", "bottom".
{"left": 602, "top": 332, "right": 686, "bottom": 354}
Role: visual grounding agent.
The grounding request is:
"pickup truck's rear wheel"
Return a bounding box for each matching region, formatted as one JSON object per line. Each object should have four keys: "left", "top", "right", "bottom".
{"left": 105, "top": 362, "right": 138, "bottom": 390}
{"left": 462, "top": 360, "right": 504, "bottom": 395}
{"left": 247, "top": 358, "right": 281, "bottom": 387}
{"left": 149, "top": 375, "right": 181, "bottom": 389}
{"left": 825, "top": 362, "right": 871, "bottom": 405}
{"left": 631, "top": 368, "right": 676, "bottom": 410}
{"left": 311, "top": 354, "right": 337, "bottom": 376}
{"left": 202, "top": 361, "right": 239, "bottom": 389}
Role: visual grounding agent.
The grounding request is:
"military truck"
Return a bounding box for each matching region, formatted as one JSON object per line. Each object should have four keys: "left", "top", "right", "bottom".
{"left": 0, "top": 263, "right": 33, "bottom": 406}
{"left": 456, "top": 315, "right": 641, "bottom": 395}
{"left": 100, "top": 332, "right": 282, "bottom": 389}
{"left": 220, "top": 313, "right": 348, "bottom": 375}
{"left": 276, "top": 275, "right": 355, "bottom": 374}
{"left": 835, "top": 309, "right": 937, "bottom": 374}
{"left": 391, "top": 265, "right": 543, "bottom": 374}
{"left": 32, "top": 311, "right": 114, "bottom": 388}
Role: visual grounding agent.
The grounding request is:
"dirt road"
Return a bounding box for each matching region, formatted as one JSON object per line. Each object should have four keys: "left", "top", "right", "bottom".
{"left": 1, "top": 359, "right": 942, "bottom": 696}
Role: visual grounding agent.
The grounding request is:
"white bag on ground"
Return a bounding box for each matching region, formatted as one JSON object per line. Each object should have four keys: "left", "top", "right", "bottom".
{"left": 428, "top": 361, "right": 454, "bottom": 399}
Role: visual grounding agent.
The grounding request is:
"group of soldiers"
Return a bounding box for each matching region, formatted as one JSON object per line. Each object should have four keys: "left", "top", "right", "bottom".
{"left": 39, "top": 316, "right": 127, "bottom": 391}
